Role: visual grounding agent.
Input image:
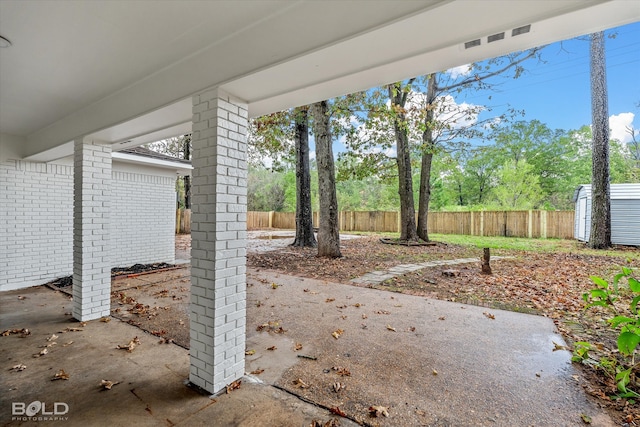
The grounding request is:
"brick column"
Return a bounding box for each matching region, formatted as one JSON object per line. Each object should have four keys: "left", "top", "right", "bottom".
{"left": 72, "top": 139, "right": 112, "bottom": 321}
{"left": 190, "top": 89, "right": 248, "bottom": 394}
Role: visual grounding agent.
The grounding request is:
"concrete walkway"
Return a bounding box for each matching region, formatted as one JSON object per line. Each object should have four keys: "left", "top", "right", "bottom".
{"left": 1, "top": 268, "right": 614, "bottom": 427}
{"left": 350, "top": 256, "right": 509, "bottom": 285}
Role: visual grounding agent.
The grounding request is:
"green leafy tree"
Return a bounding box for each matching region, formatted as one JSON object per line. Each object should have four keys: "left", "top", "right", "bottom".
{"left": 491, "top": 159, "right": 544, "bottom": 210}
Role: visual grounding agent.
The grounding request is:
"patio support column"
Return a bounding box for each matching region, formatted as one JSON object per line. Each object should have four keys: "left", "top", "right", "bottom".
{"left": 189, "top": 88, "right": 248, "bottom": 394}
{"left": 72, "top": 138, "right": 112, "bottom": 321}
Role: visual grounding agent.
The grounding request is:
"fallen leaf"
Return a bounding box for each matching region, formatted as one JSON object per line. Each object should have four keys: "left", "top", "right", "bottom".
{"left": 47, "top": 334, "right": 58, "bottom": 342}
{"left": 17, "top": 296, "right": 26, "bottom": 300}
{"left": 100, "top": 379, "right": 120, "bottom": 390}
{"left": 361, "top": 314, "right": 368, "bottom": 319}
{"left": 245, "top": 349, "right": 256, "bottom": 356}
{"left": 432, "top": 369, "right": 438, "bottom": 376}
{"left": 271, "top": 283, "right": 278, "bottom": 289}
{"left": 117, "top": 336, "right": 140, "bottom": 352}
{"left": 331, "top": 329, "right": 344, "bottom": 339}
{"left": 408, "top": 326, "right": 416, "bottom": 332}
{"left": 310, "top": 419, "right": 341, "bottom": 427}
{"left": 552, "top": 341, "right": 567, "bottom": 352}
{"left": 483, "top": 312, "right": 495, "bottom": 320}
{"left": 353, "top": 303, "right": 362, "bottom": 308}
{"left": 325, "top": 298, "right": 335, "bottom": 303}
{"left": 386, "top": 325, "right": 396, "bottom": 332}
{"left": 329, "top": 407, "right": 347, "bottom": 417}
{"left": 226, "top": 380, "right": 241, "bottom": 394}
{"left": 34, "top": 348, "right": 48, "bottom": 357}
{"left": 62, "top": 341, "right": 74, "bottom": 347}
{"left": 332, "top": 382, "right": 345, "bottom": 392}
{"left": 415, "top": 409, "right": 426, "bottom": 416}
{"left": 266, "top": 345, "right": 277, "bottom": 351}
{"left": 580, "top": 413, "right": 592, "bottom": 424}
{"left": 1, "top": 328, "right": 30, "bottom": 337}
{"left": 52, "top": 369, "right": 69, "bottom": 381}
{"left": 438, "top": 316, "right": 446, "bottom": 321}
{"left": 293, "top": 378, "right": 309, "bottom": 389}
{"left": 369, "top": 405, "right": 389, "bottom": 417}
{"left": 61, "top": 327, "right": 83, "bottom": 332}
{"left": 79, "top": 322, "right": 87, "bottom": 327}
{"left": 332, "top": 367, "right": 351, "bottom": 376}
{"left": 10, "top": 364, "right": 26, "bottom": 372}
{"left": 375, "top": 310, "right": 390, "bottom": 315}
{"left": 100, "top": 317, "right": 111, "bottom": 323}
{"left": 294, "top": 343, "right": 303, "bottom": 351}
{"left": 250, "top": 369, "right": 264, "bottom": 375}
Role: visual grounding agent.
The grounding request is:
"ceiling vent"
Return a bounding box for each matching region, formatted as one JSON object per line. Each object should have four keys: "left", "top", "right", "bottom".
{"left": 487, "top": 32, "right": 505, "bottom": 43}
{"left": 512, "top": 24, "right": 531, "bottom": 37}
{"left": 464, "top": 39, "right": 481, "bottom": 49}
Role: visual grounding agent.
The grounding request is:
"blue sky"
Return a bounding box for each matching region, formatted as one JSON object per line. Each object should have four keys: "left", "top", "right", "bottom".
{"left": 464, "top": 21, "right": 639, "bottom": 142}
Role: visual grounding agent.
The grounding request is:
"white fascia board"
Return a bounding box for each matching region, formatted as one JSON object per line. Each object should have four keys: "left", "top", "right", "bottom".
{"left": 111, "top": 152, "right": 192, "bottom": 175}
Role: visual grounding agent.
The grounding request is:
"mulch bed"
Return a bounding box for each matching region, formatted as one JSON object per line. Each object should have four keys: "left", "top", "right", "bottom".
{"left": 45, "top": 263, "right": 177, "bottom": 291}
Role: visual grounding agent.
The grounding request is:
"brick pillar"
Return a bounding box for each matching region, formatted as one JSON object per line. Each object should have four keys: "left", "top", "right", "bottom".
{"left": 72, "top": 139, "right": 112, "bottom": 321}
{"left": 190, "top": 89, "right": 248, "bottom": 394}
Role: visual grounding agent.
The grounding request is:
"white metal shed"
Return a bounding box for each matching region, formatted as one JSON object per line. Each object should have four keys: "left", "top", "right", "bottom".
{"left": 573, "top": 183, "right": 640, "bottom": 246}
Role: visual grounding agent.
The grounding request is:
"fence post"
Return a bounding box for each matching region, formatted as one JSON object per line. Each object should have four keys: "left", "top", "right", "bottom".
{"left": 480, "top": 211, "right": 484, "bottom": 236}
{"left": 470, "top": 211, "right": 475, "bottom": 236}
{"left": 268, "top": 211, "right": 274, "bottom": 229}
{"left": 540, "top": 210, "right": 548, "bottom": 239}
{"left": 528, "top": 210, "right": 533, "bottom": 239}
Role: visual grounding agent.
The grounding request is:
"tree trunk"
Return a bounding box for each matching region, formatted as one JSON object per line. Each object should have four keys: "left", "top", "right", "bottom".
{"left": 183, "top": 135, "right": 192, "bottom": 209}
{"left": 389, "top": 83, "right": 418, "bottom": 242}
{"left": 417, "top": 74, "right": 437, "bottom": 242}
{"left": 310, "top": 100, "right": 341, "bottom": 257}
{"left": 589, "top": 31, "right": 611, "bottom": 249}
{"left": 291, "top": 107, "right": 317, "bottom": 248}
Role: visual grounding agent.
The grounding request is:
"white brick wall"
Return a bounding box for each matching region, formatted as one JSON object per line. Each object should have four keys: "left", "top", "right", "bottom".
{"left": 189, "top": 89, "right": 248, "bottom": 394}
{"left": 110, "top": 171, "right": 175, "bottom": 267}
{"left": 0, "top": 160, "right": 74, "bottom": 290}
{"left": 0, "top": 158, "right": 177, "bottom": 292}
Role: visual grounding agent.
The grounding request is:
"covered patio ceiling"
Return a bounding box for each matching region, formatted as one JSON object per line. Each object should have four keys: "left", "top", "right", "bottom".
{"left": 0, "top": 0, "right": 638, "bottom": 162}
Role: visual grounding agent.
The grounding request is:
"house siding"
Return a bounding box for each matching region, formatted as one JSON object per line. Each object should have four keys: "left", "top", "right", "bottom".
{"left": 0, "top": 159, "right": 176, "bottom": 291}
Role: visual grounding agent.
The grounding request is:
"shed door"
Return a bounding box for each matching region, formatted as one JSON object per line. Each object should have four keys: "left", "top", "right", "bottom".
{"left": 578, "top": 197, "right": 587, "bottom": 240}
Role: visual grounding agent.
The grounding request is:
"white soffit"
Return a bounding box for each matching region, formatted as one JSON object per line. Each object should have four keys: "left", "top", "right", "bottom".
{"left": 2, "top": 0, "right": 638, "bottom": 161}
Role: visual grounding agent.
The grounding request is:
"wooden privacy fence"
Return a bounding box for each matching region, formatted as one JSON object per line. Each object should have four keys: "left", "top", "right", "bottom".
{"left": 176, "top": 209, "right": 191, "bottom": 234}
{"left": 181, "top": 209, "right": 575, "bottom": 239}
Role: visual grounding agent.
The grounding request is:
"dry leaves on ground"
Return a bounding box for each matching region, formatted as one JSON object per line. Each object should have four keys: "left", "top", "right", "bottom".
{"left": 100, "top": 380, "right": 120, "bottom": 390}
{"left": 369, "top": 405, "right": 389, "bottom": 418}
{"left": 117, "top": 336, "right": 140, "bottom": 352}
{"left": 226, "top": 380, "right": 241, "bottom": 394}
{"left": 52, "top": 369, "right": 69, "bottom": 381}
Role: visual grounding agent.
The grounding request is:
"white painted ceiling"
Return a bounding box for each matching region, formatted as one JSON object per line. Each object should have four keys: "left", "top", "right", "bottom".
{"left": 0, "top": 0, "right": 638, "bottom": 161}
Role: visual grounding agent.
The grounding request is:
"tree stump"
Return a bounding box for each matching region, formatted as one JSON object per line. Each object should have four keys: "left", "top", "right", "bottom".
{"left": 481, "top": 248, "right": 492, "bottom": 275}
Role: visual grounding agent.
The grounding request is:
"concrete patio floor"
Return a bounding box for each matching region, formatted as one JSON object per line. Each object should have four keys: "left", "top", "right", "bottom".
{"left": 1, "top": 264, "right": 614, "bottom": 427}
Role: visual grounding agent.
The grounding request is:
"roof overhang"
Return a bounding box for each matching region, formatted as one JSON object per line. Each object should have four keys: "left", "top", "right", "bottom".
{"left": 1, "top": 0, "right": 638, "bottom": 162}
